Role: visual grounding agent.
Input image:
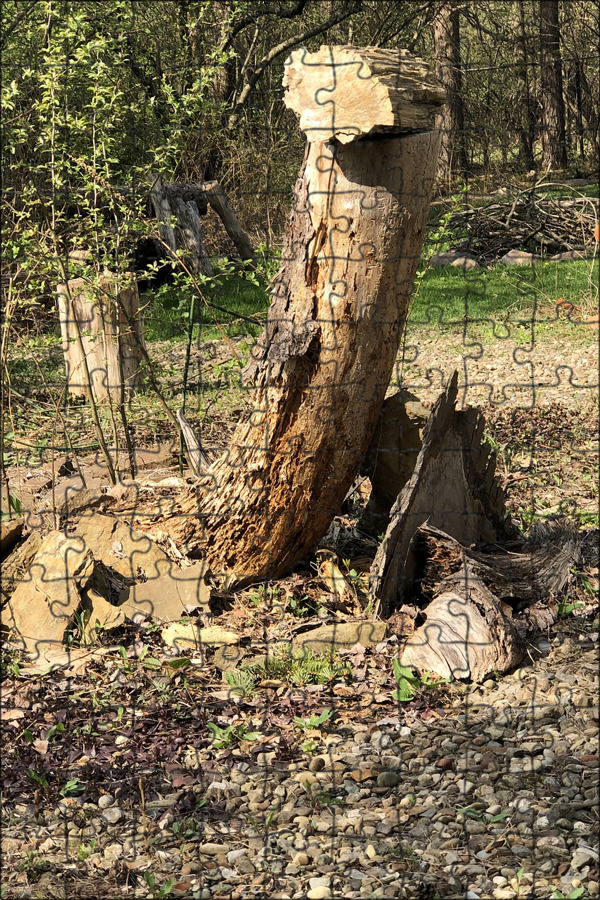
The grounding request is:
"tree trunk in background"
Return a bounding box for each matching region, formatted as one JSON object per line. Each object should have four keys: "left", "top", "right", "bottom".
{"left": 539, "top": 0, "right": 567, "bottom": 170}
{"left": 516, "top": 1, "right": 536, "bottom": 171}
{"left": 433, "top": 2, "right": 467, "bottom": 183}
{"left": 169, "top": 47, "right": 445, "bottom": 585}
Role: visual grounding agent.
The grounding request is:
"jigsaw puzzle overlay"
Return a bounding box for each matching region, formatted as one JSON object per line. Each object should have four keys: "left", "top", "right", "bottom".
{"left": 2, "top": 22, "right": 599, "bottom": 900}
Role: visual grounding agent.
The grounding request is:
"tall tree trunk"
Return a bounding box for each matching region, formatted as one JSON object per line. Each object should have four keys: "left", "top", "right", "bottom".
{"left": 170, "top": 47, "right": 445, "bottom": 586}
{"left": 516, "top": 1, "right": 536, "bottom": 171}
{"left": 433, "top": 2, "right": 467, "bottom": 183}
{"left": 539, "top": 0, "right": 567, "bottom": 169}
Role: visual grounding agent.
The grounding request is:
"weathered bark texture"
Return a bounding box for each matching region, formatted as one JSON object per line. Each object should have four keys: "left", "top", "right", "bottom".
{"left": 370, "top": 373, "right": 513, "bottom": 617}
{"left": 433, "top": 3, "right": 467, "bottom": 181}
{"left": 57, "top": 275, "right": 145, "bottom": 402}
{"left": 360, "top": 389, "right": 429, "bottom": 535}
{"left": 397, "top": 520, "right": 580, "bottom": 681}
{"left": 171, "top": 47, "right": 445, "bottom": 585}
{"left": 539, "top": 0, "right": 567, "bottom": 170}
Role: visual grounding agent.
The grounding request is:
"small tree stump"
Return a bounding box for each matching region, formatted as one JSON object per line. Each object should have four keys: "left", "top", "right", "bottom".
{"left": 57, "top": 274, "right": 145, "bottom": 402}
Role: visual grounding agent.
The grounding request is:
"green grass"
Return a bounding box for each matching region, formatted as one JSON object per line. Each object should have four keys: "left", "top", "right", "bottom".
{"left": 141, "top": 257, "right": 598, "bottom": 345}
{"left": 142, "top": 270, "right": 271, "bottom": 343}
{"left": 409, "top": 259, "right": 598, "bottom": 337}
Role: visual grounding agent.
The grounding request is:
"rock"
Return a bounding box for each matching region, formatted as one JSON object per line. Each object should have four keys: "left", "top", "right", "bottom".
{"left": 550, "top": 250, "right": 587, "bottom": 262}
{"left": 307, "top": 889, "right": 331, "bottom": 900}
{"left": 83, "top": 590, "right": 125, "bottom": 640}
{"left": 292, "top": 852, "right": 310, "bottom": 867}
{"left": 0, "top": 517, "right": 24, "bottom": 560}
{"left": 98, "top": 794, "right": 115, "bottom": 809}
{"left": 213, "top": 645, "right": 246, "bottom": 672}
{"left": 2, "top": 531, "right": 94, "bottom": 658}
{"left": 161, "top": 622, "right": 240, "bottom": 651}
{"left": 74, "top": 514, "right": 211, "bottom": 621}
{"left": 102, "top": 806, "right": 122, "bottom": 824}
{"left": 56, "top": 487, "right": 116, "bottom": 518}
{"left": 0, "top": 530, "right": 43, "bottom": 604}
{"left": 199, "top": 843, "right": 230, "bottom": 856}
{"left": 571, "top": 846, "right": 599, "bottom": 869}
{"left": 292, "top": 621, "right": 387, "bottom": 655}
{"left": 429, "top": 250, "right": 480, "bottom": 268}
{"left": 376, "top": 771, "right": 399, "bottom": 788}
{"left": 498, "top": 249, "right": 539, "bottom": 266}
{"left": 456, "top": 779, "right": 475, "bottom": 795}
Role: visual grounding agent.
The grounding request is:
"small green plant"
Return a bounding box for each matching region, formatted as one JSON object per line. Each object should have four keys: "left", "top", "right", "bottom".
{"left": 143, "top": 872, "right": 177, "bottom": 899}
{"left": 294, "top": 709, "right": 333, "bottom": 732}
{"left": 392, "top": 660, "right": 421, "bottom": 702}
{"left": 225, "top": 668, "right": 258, "bottom": 697}
{"left": 77, "top": 839, "right": 96, "bottom": 861}
{"left": 558, "top": 598, "right": 585, "bottom": 617}
{"left": 1, "top": 648, "right": 21, "bottom": 678}
{"left": 18, "top": 850, "right": 49, "bottom": 880}
{"left": 286, "top": 593, "right": 318, "bottom": 618}
{"left": 241, "top": 647, "right": 350, "bottom": 687}
{"left": 552, "top": 887, "right": 585, "bottom": 900}
{"left": 391, "top": 659, "right": 448, "bottom": 703}
{"left": 60, "top": 777, "right": 85, "bottom": 797}
{"left": 26, "top": 769, "right": 49, "bottom": 790}
{"left": 206, "top": 721, "right": 263, "bottom": 750}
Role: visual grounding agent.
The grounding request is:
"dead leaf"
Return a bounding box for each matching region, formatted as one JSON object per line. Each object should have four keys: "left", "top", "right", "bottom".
{"left": 33, "top": 739, "right": 48, "bottom": 755}
{"left": 1, "top": 709, "right": 25, "bottom": 722}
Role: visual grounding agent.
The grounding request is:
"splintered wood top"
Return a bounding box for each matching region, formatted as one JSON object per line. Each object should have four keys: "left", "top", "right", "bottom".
{"left": 283, "top": 45, "right": 446, "bottom": 143}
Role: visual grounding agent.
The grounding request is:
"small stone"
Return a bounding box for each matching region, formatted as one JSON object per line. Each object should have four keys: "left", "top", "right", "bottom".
{"left": 376, "top": 771, "right": 399, "bottom": 788}
{"left": 309, "top": 757, "right": 326, "bottom": 773}
{"left": 227, "top": 850, "right": 246, "bottom": 864}
{"left": 103, "top": 843, "right": 122, "bottom": 861}
{"left": 572, "top": 847, "right": 599, "bottom": 869}
{"left": 292, "top": 852, "right": 310, "bottom": 867}
{"left": 98, "top": 794, "right": 114, "bottom": 809}
{"left": 199, "top": 843, "right": 230, "bottom": 856}
{"left": 102, "top": 807, "right": 122, "bottom": 824}
{"left": 366, "top": 844, "right": 377, "bottom": 860}
{"left": 307, "top": 889, "right": 331, "bottom": 900}
{"left": 456, "top": 779, "right": 475, "bottom": 794}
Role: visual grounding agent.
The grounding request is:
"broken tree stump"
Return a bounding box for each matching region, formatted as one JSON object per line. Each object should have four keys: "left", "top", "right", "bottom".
{"left": 370, "top": 372, "right": 514, "bottom": 617}
{"left": 360, "top": 389, "right": 429, "bottom": 535}
{"left": 170, "top": 46, "right": 445, "bottom": 584}
{"left": 149, "top": 173, "right": 213, "bottom": 277}
{"left": 57, "top": 274, "right": 145, "bottom": 402}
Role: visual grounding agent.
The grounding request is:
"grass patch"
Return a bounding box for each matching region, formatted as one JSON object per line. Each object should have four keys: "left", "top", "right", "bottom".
{"left": 410, "top": 259, "right": 598, "bottom": 325}
{"left": 141, "top": 268, "right": 270, "bottom": 343}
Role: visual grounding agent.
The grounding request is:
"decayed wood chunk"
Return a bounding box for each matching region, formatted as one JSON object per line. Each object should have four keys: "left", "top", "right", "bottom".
{"left": 283, "top": 46, "right": 446, "bottom": 142}
{"left": 396, "top": 520, "right": 581, "bottom": 682}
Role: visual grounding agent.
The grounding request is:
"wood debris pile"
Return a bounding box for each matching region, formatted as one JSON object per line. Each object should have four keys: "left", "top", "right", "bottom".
{"left": 449, "top": 191, "right": 599, "bottom": 263}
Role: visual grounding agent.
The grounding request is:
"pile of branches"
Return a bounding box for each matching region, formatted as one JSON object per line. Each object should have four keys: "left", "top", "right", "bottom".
{"left": 448, "top": 189, "right": 599, "bottom": 263}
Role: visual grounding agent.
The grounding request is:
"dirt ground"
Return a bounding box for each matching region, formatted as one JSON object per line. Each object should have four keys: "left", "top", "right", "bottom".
{"left": 1, "top": 318, "right": 598, "bottom": 900}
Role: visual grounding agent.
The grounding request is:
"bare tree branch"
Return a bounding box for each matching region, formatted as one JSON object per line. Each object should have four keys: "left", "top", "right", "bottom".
{"left": 228, "top": 0, "right": 362, "bottom": 130}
